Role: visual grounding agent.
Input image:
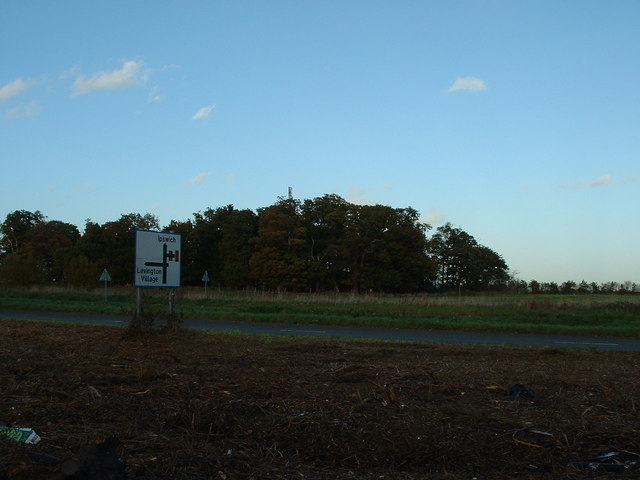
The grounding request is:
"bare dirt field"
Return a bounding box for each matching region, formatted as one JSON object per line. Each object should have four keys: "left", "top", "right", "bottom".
{"left": 1, "top": 319, "right": 639, "bottom": 479}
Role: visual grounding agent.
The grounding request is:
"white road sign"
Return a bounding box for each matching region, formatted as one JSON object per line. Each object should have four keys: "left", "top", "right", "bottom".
{"left": 135, "top": 230, "right": 182, "bottom": 288}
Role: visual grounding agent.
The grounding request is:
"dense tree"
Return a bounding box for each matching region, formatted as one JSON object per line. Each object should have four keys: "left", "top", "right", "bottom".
{"left": 529, "top": 280, "right": 541, "bottom": 294}
{"left": 426, "top": 223, "right": 508, "bottom": 291}
{"left": 190, "top": 210, "right": 222, "bottom": 285}
{"left": 188, "top": 206, "right": 258, "bottom": 288}
{"left": 0, "top": 198, "right": 523, "bottom": 293}
{"left": 164, "top": 219, "right": 196, "bottom": 284}
{"left": 64, "top": 255, "right": 98, "bottom": 287}
{"left": 26, "top": 220, "right": 81, "bottom": 282}
{"left": 300, "top": 194, "right": 351, "bottom": 292}
{"left": 249, "top": 196, "right": 437, "bottom": 293}
{"left": 560, "top": 280, "right": 577, "bottom": 295}
{"left": 342, "top": 204, "right": 435, "bottom": 292}
{"left": 0, "top": 252, "right": 43, "bottom": 286}
{"left": 215, "top": 207, "right": 258, "bottom": 288}
{"left": 544, "top": 282, "right": 560, "bottom": 294}
{"left": 75, "top": 220, "right": 108, "bottom": 276}
{"left": 75, "top": 213, "right": 159, "bottom": 285}
{"left": 249, "top": 197, "right": 307, "bottom": 291}
{"left": 0, "top": 211, "right": 81, "bottom": 283}
{"left": 0, "top": 210, "right": 46, "bottom": 255}
{"left": 577, "top": 280, "right": 590, "bottom": 294}
{"left": 506, "top": 276, "right": 528, "bottom": 294}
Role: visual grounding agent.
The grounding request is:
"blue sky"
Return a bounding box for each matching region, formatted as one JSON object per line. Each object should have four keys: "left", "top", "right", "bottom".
{"left": 2, "top": 1, "right": 639, "bottom": 284}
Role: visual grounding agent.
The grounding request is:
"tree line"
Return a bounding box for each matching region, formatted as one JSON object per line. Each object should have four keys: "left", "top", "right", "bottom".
{"left": 0, "top": 194, "right": 633, "bottom": 294}
{"left": 508, "top": 279, "right": 638, "bottom": 295}
{"left": 0, "top": 194, "right": 512, "bottom": 293}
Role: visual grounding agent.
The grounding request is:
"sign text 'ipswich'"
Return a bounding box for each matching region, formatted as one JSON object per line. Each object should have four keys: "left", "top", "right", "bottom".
{"left": 135, "top": 230, "right": 182, "bottom": 288}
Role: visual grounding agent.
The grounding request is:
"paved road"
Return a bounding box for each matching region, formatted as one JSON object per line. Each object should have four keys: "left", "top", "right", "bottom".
{"left": 2, "top": 308, "right": 639, "bottom": 351}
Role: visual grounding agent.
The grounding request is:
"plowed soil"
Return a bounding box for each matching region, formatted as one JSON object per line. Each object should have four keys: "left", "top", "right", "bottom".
{"left": 1, "top": 319, "right": 639, "bottom": 479}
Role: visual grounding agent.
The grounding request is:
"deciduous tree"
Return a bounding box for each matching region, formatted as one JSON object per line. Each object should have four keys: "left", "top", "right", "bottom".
{"left": 426, "top": 223, "right": 508, "bottom": 291}
{"left": 0, "top": 210, "right": 45, "bottom": 255}
{"left": 249, "top": 197, "right": 306, "bottom": 291}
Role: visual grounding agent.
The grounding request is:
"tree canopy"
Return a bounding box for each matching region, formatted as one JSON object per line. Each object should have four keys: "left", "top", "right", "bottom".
{"left": 0, "top": 196, "right": 519, "bottom": 293}
{"left": 426, "top": 223, "right": 509, "bottom": 291}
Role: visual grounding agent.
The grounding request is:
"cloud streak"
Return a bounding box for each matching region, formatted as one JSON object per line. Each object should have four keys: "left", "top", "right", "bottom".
{"left": 73, "top": 61, "right": 149, "bottom": 95}
{"left": 0, "top": 78, "right": 32, "bottom": 101}
{"left": 420, "top": 207, "right": 445, "bottom": 225}
{"left": 561, "top": 174, "right": 613, "bottom": 189}
{"left": 187, "top": 173, "right": 211, "bottom": 184}
{"left": 345, "top": 184, "right": 392, "bottom": 205}
{"left": 586, "top": 174, "right": 613, "bottom": 187}
{"left": 448, "top": 76, "right": 487, "bottom": 93}
{"left": 4, "top": 101, "right": 39, "bottom": 119}
{"left": 192, "top": 105, "right": 215, "bottom": 120}
{"left": 561, "top": 174, "right": 640, "bottom": 189}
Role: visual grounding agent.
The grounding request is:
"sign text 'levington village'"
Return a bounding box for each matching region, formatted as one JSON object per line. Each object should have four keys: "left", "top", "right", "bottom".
{"left": 135, "top": 231, "right": 181, "bottom": 288}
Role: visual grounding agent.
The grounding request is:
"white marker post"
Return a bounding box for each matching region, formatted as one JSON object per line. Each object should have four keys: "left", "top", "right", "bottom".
{"left": 134, "top": 230, "right": 182, "bottom": 318}
{"left": 202, "top": 270, "right": 210, "bottom": 298}
{"left": 99, "top": 268, "right": 111, "bottom": 302}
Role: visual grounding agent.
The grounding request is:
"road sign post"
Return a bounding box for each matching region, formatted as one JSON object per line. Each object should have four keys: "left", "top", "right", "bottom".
{"left": 134, "top": 230, "right": 182, "bottom": 320}
{"left": 202, "top": 270, "right": 210, "bottom": 298}
{"left": 135, "top": 230, "right": 182, "bottom": 288}
{"left": 99, "top": 269, "right": 111, "bottom": 302}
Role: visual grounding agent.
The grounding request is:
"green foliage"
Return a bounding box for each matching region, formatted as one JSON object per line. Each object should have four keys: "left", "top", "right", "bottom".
{"left": 248, "top": 196, "right": 437, "bottom": 293}
{"left": 426, "top": 223, "right": 508, "bottom": 291}
{"left": 3, "top": 201, "right": 636, "bottom": 296}
{"left": 187, "top": 206, "right": 258, "bottom": 288}
{"left": 75, "top": 213, "right": 160, "bottom": 285}
{"left": 0, "top": 211, "right": 81, "bottom": 284}
{"left": 0, "top": 253, "right": 44, "bottom": 286}
{"left": 65, "top": 255, "right": 99, "bottom": 287}
{"left": 249, "top": 197, "right": 307, "bottom": 291}
{"left": 165, "top": 219, "right": 196, "bottom": 284}
{"left": 0, "top": 210, "right": 45, "bottom": 254}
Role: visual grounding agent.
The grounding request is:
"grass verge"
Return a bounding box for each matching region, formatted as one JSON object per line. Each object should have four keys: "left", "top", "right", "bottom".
{"left": 0, "top": 286, "right": 639, "bottom": 337}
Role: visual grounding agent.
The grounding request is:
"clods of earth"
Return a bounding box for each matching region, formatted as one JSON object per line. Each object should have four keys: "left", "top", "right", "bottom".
{"left": 1, "top": 319, "right": 639, "bottom": 479}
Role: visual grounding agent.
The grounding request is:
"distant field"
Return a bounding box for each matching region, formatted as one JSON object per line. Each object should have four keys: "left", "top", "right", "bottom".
{"left": 1, "top": 286, "right": 639, "bottom": 338}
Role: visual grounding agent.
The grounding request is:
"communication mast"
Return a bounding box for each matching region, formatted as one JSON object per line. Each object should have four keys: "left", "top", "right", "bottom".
{"left": 287, "top": 187, "right": 293, "bottom": 251}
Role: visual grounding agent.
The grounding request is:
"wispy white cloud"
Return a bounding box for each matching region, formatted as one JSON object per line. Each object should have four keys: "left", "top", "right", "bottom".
{"left": 147, "top": 86, "right": 161, "bottom": 104}
{"left": 157, "top": 64, "right": 180, "bottom": 73}
{"left": 187, "top": 173, "right": 211, "bottom": 184}
{"left": 586, "top": 174, "right": 613, "bottom": 187}
{"left": 0, "top": 78, "right": 32, "bottom": 101}
{"left": 562, "top": 174, "right": 613, "bottom": 189}
{"left": 4, "top": 101, "right": 39, "bottom": 119}
{"left": 63, "top": 184, "right": 96, "bottom": 201}
{"left": 420, "top": 207, "right": 445, "bottom": 225}
{"left": 58, "top": 65, "right": 80, "bottom": 80}
{"left": 620, "top": 176, "right": 640, "bottom": 185}
{"left": 448, "top": 76, "right": 487, "bottom": 93}
{"left": 345, "top": 184, "right": 392, "bottom": 205}
{"left": 560, "top": 174, "right": 640, "bottom": 189}
{"left": 192, "top": 105, "right": 215, "bottom": 120}
{"left": 72, "top": 60, "right": 149, "bottom": 95}
{"left": 346, "top": 187, "right": 373, "bottom": 205}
